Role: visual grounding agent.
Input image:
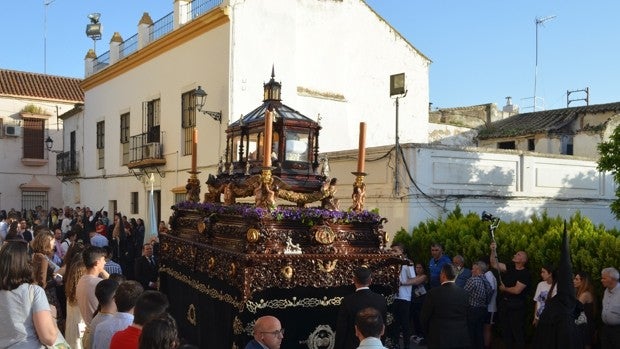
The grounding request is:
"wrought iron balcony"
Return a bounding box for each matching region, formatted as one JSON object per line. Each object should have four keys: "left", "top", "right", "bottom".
{"left": 127, "top": 132, "right": 166, "bottom": 169}
{"left": 56, "top": 150, "right": 80, "bottom": 177}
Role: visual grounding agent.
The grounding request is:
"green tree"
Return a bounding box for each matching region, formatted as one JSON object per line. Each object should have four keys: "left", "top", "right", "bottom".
{"left": 597, "top": 124, "right": 620, "bottom": 219}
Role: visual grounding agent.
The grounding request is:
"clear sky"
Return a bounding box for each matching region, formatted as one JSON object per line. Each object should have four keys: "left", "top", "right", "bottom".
{"left": 1, "top": 1, "right": 617, "bottom": 111}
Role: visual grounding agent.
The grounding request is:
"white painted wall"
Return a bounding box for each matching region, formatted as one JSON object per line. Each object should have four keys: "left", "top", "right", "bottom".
{"left": 323, "top": 144, "right": 619, "bottom": 237}
{"left": 75, "top": 0, "right": 430, "bottom": 224}
{"left": 0, "top": 97, "right": 74, "bottom": 210}
{"left": 229, "top": 0, "right": 430, "bottom": 152}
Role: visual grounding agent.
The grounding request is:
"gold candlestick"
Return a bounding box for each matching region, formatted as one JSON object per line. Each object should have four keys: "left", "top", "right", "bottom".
{"left": 185, "top": 171, "right": 201, "bottom": 203}
{"left": 349, "top": 172, "right": 366, "bottom": 212}
{"left": 255, "top": 168, "right": 276, "bottom": 209}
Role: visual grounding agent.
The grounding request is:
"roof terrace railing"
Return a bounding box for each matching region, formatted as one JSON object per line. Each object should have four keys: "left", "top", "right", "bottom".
{"left": 93, "top": 51, "right": 110, "bottom": 74}
{"left": 149, "top": 11, "right": 174, "bottom": 42}
{"left": 189, "top": 0, "right": 223, "bottom": 19}
{"left": 90, "top": 0, "right": 223, "bottom": 76}
{"left": 119, "top": 33, "right": 138, "bottom": 59}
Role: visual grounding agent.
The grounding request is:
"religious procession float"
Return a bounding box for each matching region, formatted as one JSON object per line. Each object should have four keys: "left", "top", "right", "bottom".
{"left": 159, "top": 71, "right": 404, "bottom": 349}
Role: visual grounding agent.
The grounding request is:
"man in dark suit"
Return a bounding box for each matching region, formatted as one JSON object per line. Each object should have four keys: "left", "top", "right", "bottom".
{"left": 134, "top": 243, "right": 158, "bottom": 290}
{"left": 335, "top": 267, "right": 388, "bottom": 349}
{"left": 244, "top": 315, "right": 283, "bottom": 349}
{"left": 421, "top": 263, "right": 470, "bottom": 349}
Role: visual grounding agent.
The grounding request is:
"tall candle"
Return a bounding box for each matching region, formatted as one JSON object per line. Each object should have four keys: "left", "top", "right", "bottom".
{"left": 357, "top": 122, "right": 366, "bottom": 173}
{"left": 191, "top": 128, "right": 198, "bottom": 173}
{"left": 263, "top": 110, "right": 273, "bottom": 167}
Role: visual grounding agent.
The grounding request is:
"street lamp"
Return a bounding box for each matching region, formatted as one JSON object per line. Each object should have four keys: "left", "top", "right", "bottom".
{"left": 390, "top": 73, "right": 407, "bottom": 195}
{"left": 194, "top": 86, "right": 222, "bottom": 123}
{"left": 45, "top": 136, "right": 61, "bottom": 153}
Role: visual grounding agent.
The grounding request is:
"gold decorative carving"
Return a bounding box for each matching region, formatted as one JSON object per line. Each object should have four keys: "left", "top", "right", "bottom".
{"left": 232, "top": 316, "right": 244, "bottom": 335}
{"left": 281, "top": 265, "right": 293, "bottom": 279}
{"left": 186, "top": 304, "right": 197, "bottom": 325}
{"left": 317, "top": 259, "right": 338, "bottom": 273}
{"left": 246, "top": 228, "right": 260, "bottom": 243}
{"left": 314, "top": 225, "right": 335, "bottom": 245}
{"left": 230, "top": 263, "right": 237, "bottom": 277}
{"left": 197, "top": 220, "right": 206, "bottom": 234}
{"left": 350, "top": 174, "right": 366, "bottom": 212}
{"left": 208, "top": 257, "right": 215, "bottom": 270}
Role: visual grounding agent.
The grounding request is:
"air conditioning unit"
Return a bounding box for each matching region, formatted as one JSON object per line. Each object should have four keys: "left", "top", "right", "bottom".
{"left": 4, "top": 125, "right": 21, "bottom": 137}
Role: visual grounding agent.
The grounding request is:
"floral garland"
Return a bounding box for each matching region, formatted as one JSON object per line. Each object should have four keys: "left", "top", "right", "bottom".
{"left": 174, "top": 201, "right": 383, "bottom": 226}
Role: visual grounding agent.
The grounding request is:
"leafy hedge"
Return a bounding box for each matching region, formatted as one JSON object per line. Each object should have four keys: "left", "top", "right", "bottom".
{"left": 393, "top": 206, "right": 620, "bottom": 335}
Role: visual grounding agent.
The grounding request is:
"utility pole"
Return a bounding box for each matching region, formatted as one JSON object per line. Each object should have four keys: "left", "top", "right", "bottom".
{"left": 533, "top": 15, "right": 556, "bottom": 111}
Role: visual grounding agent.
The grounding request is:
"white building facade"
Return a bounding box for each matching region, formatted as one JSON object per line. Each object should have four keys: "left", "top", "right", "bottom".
{"left": 71, "top": 0, "right": 429, "bottom": 233}
{"left": 0, "top": 69, "right": 82, "bottom": 212}
{"left": 65, "top": 0, "right": 620, "bottom": 236}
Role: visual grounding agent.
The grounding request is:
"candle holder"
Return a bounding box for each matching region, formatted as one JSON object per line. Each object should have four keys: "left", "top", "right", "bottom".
{"left": 185, "top": 171, "right": 201, "bottom": 203}
{"left": 349, "top": 172, "right": 367, "bottom": 212}
{"left": 255, "top": 167, "right": 276, "bottom": 209}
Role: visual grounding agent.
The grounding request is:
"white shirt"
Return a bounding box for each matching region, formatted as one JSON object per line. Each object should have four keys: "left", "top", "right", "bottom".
{"left": 533, "top": 281, "right": 557, "bottom": 319}
{"left": 484, "top": 270, "right": 497, "bottom": 312}
{"left": 602, "top": 282, "right": 620, "bottom": 325}
{"left": 396, "top": 264, "right": 416, "bottom": 301}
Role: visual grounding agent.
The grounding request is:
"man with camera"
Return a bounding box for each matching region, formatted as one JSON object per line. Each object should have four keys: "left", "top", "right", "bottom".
{"left": 490, "top": 242, "right": 531, "bottom": 349}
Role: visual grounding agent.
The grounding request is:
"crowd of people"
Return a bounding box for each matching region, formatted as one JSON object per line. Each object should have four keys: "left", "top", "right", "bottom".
{"left": 2, "top": 205, "right": 619, "bottom": 349}
{"left": 320, "top": 242, "right": 618, "bottom": 349}
{"left": 0, "top": 206, "right": 187, "bottom": 349}
{"left": 243, "top": 240, "right": 618, "bottom": 349}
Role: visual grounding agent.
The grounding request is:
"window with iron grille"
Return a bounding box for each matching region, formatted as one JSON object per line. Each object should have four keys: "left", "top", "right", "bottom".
{"left": 130, "top": 191, "right": 139, "bottom": 214}
{"left": 182, "top": 91, "right": 196, "bottom": 156}
{"left": 143, "top": 99, "right": 161, "bottom": 143}
{"left": 120, "top": 113, "right": 130, "bottom": 165}
{"left": 174, "top": 192, "right": 186, "bottom": 204}
{"left": 22, "top": 191, "right": 48, "bottom": 211}
{"left": 96, "top": 121, "right": 105, "bottom": 169}
{"left": 23, "top": 118, "right": 45, "bottom": 159}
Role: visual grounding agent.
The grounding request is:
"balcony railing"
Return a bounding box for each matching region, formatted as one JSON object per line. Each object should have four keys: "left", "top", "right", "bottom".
{"left": 56, "top": 150, "right": 79, "bottom": 176}
{"left": 128, "top": 132, "right": 166, "bottom": 169}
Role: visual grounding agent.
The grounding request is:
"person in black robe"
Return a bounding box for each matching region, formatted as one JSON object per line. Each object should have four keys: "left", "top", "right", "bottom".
{"left": 531, "top": 223, "right": 580, "bottom": 349}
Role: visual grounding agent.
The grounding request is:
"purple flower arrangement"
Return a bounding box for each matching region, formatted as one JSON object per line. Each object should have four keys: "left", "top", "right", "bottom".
{"left": 174, "top": 201, "right": 383, "bottom": 225}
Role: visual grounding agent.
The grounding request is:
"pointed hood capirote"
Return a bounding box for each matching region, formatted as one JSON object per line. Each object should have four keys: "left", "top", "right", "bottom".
{"left": 532, "top": 221, "right": 580, "bottom": 348}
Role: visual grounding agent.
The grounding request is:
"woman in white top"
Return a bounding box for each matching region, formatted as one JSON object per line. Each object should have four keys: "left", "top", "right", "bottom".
{"left": 64, "top": 243, "right": 88, "bottom": 349}
{"left": 532, "top": 264, "right": 557, "bottom": 326}
{"left": 0, "top": 241, "right": 58, "bottom": 348}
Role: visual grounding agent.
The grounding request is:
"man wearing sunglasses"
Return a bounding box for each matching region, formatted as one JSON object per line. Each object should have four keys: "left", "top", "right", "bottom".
{"left": 245, "top": 315, "right": 284, "bottom": 349}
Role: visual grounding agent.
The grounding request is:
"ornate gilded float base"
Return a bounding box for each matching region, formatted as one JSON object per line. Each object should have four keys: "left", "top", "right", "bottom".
{"left": 159, "top": 207, "right": 403, "bottom": 349}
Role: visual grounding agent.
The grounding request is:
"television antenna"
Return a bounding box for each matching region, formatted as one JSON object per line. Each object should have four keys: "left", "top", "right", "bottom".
{"left": 532, "top": 15, "right": 556, "bottom": 112}
{"left": 43, "top": 0, "right": 56, "bottom": 74}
